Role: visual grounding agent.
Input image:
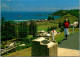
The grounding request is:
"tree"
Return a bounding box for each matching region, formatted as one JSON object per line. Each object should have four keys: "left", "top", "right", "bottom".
{"left": 29, "top": 20, "right": 33, "bottom": 35}
{"left": 51, "top": 9, "right": 79, "bottom": 18}
{"left": 33, "top": 22, "right": 37, "bottom": 37}
{"left": 18, "top": 22, "right": 28, "bottom": 38}
{"left": 29, "top": 21, "right": 37, "bottom": 37}
{"left": 1, "top": 21, "right": 16, "bottom": 40}
{"left": 60, "top": 26, "right": 64, "bottom": 32}
{"left": 48, "top": 16, "right": 51, "bottom": 20}
{"left": 1, "top": 17, "right": 5, "bottom": 40}
{"left": 68, "top": 19, "right": 70, "bottom": 24}
{"left": 52, "top": 17, "right": 54, "bottom": 20}
{"left": 59, "top": 22, "right": 62, "bottom": 28}
{"left": 22, "top": 22, "right": 28, "bottom": 37}
{"left": 47, "top": 27, "right": 50, "bottom": 33}
{"left": 1, "top": 17, "right": 5, "bottom": 27}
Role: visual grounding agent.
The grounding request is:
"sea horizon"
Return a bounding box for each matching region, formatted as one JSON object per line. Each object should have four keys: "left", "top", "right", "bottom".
{"left": 1, "top": 11, "right": 61, "bottom": 21}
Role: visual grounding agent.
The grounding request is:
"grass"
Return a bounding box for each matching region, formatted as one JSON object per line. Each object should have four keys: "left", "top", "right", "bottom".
{"left": 37, "top": 20, "right": 58, "bottom": 31}
{"left": 69, "top": 28, "right": 79, "bottom": 34}
{"left": 55, "top": 32, "right": 64, "bottom": 43}
{"left": 55, "top": 28, "right": 61, "bottom": 32}
{"left": 2, "top": 14, "right": 79, "bottom": 56}
{"left": 55, "top": 28, "right": 79, "bottom": 43}
{"left": 54, "top": 13, "right": 78, "bottom": 24}
{"left": 4, "top": 28, "right": 79, "bottom": 56}
{"left": 37, "top": 14, "right": 78, "bottom": 32}
{"left": 36, "top": 14, "right": 78, "bottom": 43}
{"left": 3, "top": 47, "right": 31, "bottom": 56}
{"left": 1, "top": 35, "right": 33, "bottom": 55}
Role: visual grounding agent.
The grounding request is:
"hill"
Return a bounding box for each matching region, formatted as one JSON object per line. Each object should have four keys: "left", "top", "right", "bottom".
{"left": 53, "top": 13, "right": 78, "bottom": 24}
{"left": 51, "top": 9, "right": 79, "bottom": 18}
{"left": 37, "top": 13, "right": 78, "bottom": 32}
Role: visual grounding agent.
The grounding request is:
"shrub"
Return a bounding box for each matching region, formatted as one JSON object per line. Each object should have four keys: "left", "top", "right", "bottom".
{"left": 55, "top": 32, "right": 64, "bottom": 43}
{"left": 59, "top": 22, "right": 62, "bottom": 28}
{"left": 48, "top": 16, "right": 52, "bottom": 20}
{"left": 47, "top": 26, "right": 57, "bottom": 32}
{"left": 60, "top": 26, "right": 64, "bottom": 32}
{"left": 1, "top": 45, "right": 5, "bottom": 49}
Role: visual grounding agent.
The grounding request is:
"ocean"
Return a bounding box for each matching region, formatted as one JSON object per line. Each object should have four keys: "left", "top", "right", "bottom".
{"left": 1, "top": 11, "right": 61, "bottom": 21}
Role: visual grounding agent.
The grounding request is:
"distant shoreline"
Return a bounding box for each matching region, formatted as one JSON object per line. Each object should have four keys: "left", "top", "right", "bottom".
{"left": 5, "top": 19, "right": 47, "bottom": 21}
{"left": 4, "top": 19, "right": 49, "bottom": 24}
{"left": 1, "top": 11, "right": 61, "bottom": 22}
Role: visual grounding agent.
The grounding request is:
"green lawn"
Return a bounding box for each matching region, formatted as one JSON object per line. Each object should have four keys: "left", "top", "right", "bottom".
{"left": 36, "top": 14, "right": 78, "bottom": 43}
{"left": 3, "top": 28, "right": 79, "bottom": 56}
{"left": 37, "top": 14, "right": 78, "bottom": 32}
{"left": 54, "top": 13, "right": 78, "bottom": 24}
{"left": 55, "top": 28, "right": 79, "bottom": 43}
{"left": 3, "top": 47, "right": 31, "bottom": 56}
{"left": 2, "top": 14, "right": 79, "bottom": 56}
{"left": 37, "top": 21, "right": 58, "bottom": 31}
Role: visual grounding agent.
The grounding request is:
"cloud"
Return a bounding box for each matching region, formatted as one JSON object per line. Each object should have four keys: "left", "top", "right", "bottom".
{"left": 63, "top": 7, "right": 79, "bottom": 10}
{"left": 1, "top": 3, "right": 9, "bottom": 11}
{"left": 19, "top": 3, "right": 23, "bottom": 6}
{"left": 0, "top": 7, "right": 1, "bottom": 11}
{"left": 1, "top": 3, "right": 9, "bottom": 8}
{"left": 6, "top": 0, "right": 12, "bottom": 1}
{"left": 23, "top": 7, "right": 61, "bottom": 12}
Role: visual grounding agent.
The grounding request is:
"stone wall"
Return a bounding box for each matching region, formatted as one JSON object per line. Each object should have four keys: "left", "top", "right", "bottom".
{"left": 31, "top": 37, "right": 58, "bottom": 56}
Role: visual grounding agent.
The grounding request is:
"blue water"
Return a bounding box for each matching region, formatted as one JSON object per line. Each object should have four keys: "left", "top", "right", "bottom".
{"left": 1, "top": 11, "right": 61, "bottom": 21}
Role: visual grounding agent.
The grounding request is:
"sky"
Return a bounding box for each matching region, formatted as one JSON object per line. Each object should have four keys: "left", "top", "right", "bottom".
{"left": 1, "top": 0, "right": 79, "bottom": 12}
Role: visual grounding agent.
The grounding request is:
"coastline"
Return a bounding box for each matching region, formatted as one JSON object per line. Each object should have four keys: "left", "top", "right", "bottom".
{"left": 3, "top": 19, "right": 48, "bottom": 24}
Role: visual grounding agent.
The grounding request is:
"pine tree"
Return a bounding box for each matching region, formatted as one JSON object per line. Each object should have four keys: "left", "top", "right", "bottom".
{"left": 1, "top": 17, "right": 5, "bottom": 27}
{"left": 22, "top": 22, "right": 28, "bottom": 37}
{"left": 18, "top": 22, "right": 28, "bottom": 38}
{"left": 33, "top": 22, "right": 37, "bottom": 37}
{"left": 29, "top": 21, "right": 37, "bottom": 37}
{"left": 29, "top": 20, "right": 33, "bottom": 35}
{"left": 48, "top": 16, "right": 51, "bottom": 20}
{"left": 52, "top": 17, "right": 54, "bottom": 20}
{"left": 1, "top": 21, "right": 16, "bottom": 40}
{"left": 59, "top": 22, "right": 62, "bottom": 28}
{"left": 47, "top": 27, "right": 50, "bottom": 32}
{"left": 18, "top": 22, "right": 23, "bottom": 38}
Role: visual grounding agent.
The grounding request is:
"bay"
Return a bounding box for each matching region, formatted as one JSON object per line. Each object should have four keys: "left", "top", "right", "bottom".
{"left": 1, "top": 11, "right": 61, "bottom": 21}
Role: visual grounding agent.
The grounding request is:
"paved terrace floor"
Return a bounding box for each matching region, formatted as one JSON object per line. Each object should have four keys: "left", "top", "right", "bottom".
{"left": 58, "top": 32, "right": 79, "bottom": 56}
{"left": 58, "top": 33, "right": 79, "bottom": 50}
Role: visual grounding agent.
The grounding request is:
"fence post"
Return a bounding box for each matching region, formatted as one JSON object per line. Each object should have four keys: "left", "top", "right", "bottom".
{"left": 52, "top": 30, "right": 54, "bottom": 40}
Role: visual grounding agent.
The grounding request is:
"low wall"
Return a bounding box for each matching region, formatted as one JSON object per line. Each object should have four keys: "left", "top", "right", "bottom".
{"left": 31, "top": 37, "right": 58, "bottom": 56}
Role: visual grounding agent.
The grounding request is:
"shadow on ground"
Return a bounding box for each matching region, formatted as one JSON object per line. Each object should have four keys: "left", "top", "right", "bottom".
{"left": 58, "top": 33, "right": 79, "bottom": 50}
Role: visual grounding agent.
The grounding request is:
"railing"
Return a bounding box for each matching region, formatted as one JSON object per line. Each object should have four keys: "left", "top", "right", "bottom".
{"left": 0, "top": 46, "right": 17, "bottom": 55}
